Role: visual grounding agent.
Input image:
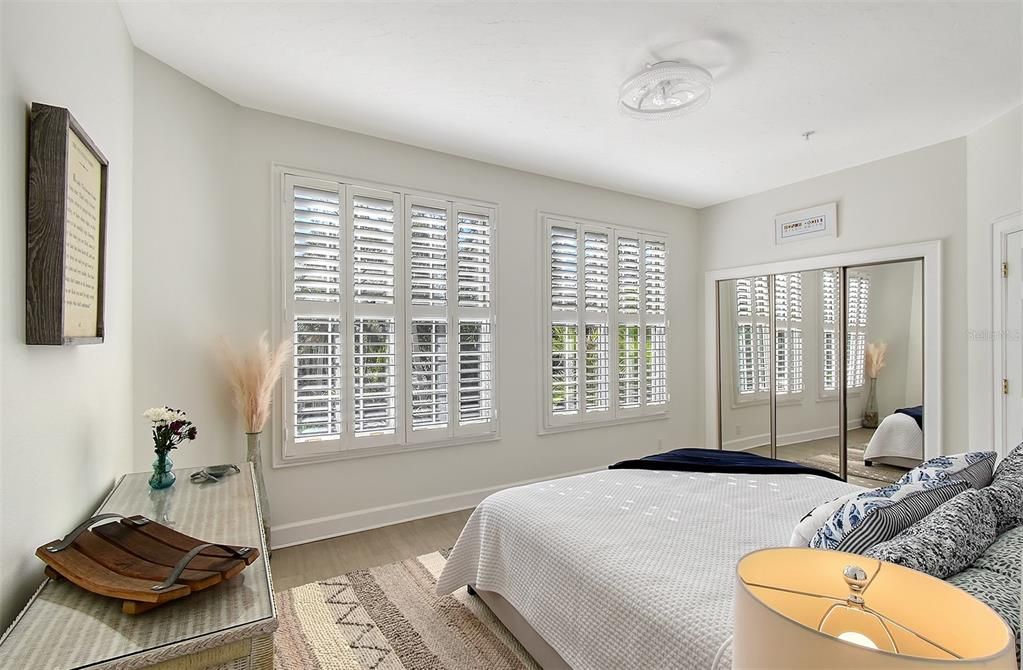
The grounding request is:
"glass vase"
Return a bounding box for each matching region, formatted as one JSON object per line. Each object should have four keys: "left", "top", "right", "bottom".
{"left": 863, "top": 377, "right": 879, "bottom": 429}
{"left": 246, "top": 432, "right": 272, "bottom": 551}
{"left": 149, "top": 451, "right": 176, "bottom": 490}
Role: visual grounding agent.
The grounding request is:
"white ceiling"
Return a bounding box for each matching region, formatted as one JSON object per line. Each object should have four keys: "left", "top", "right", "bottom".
{"left": 120, "top": 2, "right": 1020, "bottom": 208}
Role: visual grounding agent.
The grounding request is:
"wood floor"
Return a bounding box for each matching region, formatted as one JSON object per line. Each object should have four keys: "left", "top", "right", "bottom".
{"left": 270, "top": 509, "right": 473, "bottom": 591}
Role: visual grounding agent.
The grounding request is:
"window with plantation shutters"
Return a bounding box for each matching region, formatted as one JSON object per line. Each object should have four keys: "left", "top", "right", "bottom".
{"left": 542, "top": 214, "right": 668, "bottom": 430}
{"left": 281, "top": 172, "right": 497, "bottom": 461}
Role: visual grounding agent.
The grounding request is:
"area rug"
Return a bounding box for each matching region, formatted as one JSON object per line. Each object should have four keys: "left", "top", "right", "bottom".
{"left": 274, "top": 549, "right": 539, "bottom": 670}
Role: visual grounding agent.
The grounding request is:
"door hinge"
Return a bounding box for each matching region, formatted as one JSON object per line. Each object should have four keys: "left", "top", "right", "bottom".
{"left": 1002, "top": 261, "right": 1009, "bottom": 278}
{"left": 1003, "top": 379, "right": 1010, "bottom": 395}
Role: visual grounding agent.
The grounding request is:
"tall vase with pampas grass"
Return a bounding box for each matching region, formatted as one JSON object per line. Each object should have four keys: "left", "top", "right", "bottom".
{"left": 219, "top": 333, "right": 291, "bottom": 551}
{"left": 863, "top": 341, "right": 888, "bottom": 429}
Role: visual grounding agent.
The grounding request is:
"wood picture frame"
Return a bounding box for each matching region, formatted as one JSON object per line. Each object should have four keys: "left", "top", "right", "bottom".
{"left": 26, "top": 103, "right": 108, "bottom": 345}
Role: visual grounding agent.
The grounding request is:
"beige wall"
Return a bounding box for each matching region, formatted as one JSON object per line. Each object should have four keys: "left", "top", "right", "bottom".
{"left": 132, "top": 52, "right": 703, "bottom": 547}
{"left": 0, "top": 2, "right": 134, "bottom": 628}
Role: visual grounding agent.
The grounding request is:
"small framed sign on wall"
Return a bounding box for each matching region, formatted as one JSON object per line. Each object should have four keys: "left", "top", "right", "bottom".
{"left": 26, "top": 103, "right": 108, "bottom": 345}
{"left": 774, "top": 202, "right": 837, "bottom": 245}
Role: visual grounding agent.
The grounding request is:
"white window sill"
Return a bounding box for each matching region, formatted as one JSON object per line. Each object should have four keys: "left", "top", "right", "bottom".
{"left": 273, "top": 432, "right": 501, "bottom": 468}
{"left": 538, "top": 411, "right": 668, "bottom": 436}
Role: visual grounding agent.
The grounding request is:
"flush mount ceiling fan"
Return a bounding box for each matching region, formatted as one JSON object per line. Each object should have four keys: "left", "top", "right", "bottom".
{"left": 618, "top": 61, "right": 714, "bottom": 120}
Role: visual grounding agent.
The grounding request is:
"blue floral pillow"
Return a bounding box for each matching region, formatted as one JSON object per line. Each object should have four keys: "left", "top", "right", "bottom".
{"left": 809, "top": 479, "right": 969, "bottom": 554}
{"left": 896, "top": 451, "right": 996, "bottom": 489}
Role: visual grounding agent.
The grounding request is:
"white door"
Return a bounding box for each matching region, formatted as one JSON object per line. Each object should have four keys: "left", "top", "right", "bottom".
{"left": 1005, "top": 230, "right": 1023, "bottom": 454}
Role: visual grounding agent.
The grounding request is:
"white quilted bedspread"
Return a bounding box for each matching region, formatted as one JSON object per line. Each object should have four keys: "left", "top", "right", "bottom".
{"left": 436, "top": 468, "right": 861, "bottom": 670}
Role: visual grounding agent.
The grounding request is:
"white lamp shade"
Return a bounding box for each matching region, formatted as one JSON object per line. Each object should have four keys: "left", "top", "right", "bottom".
{"left": 734, "top": 548, "right": 1016, "bottom": 669}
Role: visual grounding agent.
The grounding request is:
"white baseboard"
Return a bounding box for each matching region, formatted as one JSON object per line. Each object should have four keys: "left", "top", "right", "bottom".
{"left": 270, "top": 465, "right": 602, "bottom": 549}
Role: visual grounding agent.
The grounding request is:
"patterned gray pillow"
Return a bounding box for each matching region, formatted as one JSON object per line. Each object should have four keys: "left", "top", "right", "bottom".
{"left": 946, "top": 567, "right": 1020, "bottom": 660}
{"left": 864, "top": 489, "right": 996, "bottom": 579}
{"left": 994, "top": 441, "right": 1023, "bottom": 482}
{"left": 973, "top": 525, "right": 1023, "bottom": 583}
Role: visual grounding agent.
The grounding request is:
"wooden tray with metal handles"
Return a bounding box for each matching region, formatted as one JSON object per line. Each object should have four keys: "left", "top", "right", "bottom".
{"left": 36, "top": 514, "right": 258, "bottom": 614}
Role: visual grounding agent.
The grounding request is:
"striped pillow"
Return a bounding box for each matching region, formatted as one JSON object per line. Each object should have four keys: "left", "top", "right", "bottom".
{"left": 809, "top": 479, "right": 969, "bottom": 554}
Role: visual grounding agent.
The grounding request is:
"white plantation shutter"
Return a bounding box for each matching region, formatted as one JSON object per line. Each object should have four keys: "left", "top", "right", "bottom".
{"left": 644, "top": 240, "right": 668, "bottom": 405}
{"left": 454, "top": 205, "right": 496, "bottom": 435}
{"left": 543, "top": 215, "right": 667, "bottom": 429}
{"left": 735, "top": 276, "right": 771, "bottom": 396}
{"left": 821, "top": 269, "right": 869, "bottom": 392}
{"left": 846, "top": 272, "right": 870, "bottom": 389}
{"left": 584, "top": 231, "right": 611, "bottom": 413}
{"left": 281, "top": 171, "right": 496, "bottom": 461}
{"left": 348, "top": 187, "right": 401, "bottom": 446}
{"left": 774, "top": 273, "right": 803, "bottom": 395}
{"left": 285, "top": 176, "right": 345, "bottom": 458}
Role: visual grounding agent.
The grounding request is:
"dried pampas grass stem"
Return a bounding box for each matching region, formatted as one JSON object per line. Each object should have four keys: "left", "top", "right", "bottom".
{"left": 218, "top": 333, "right": 291, "bottom": 433}
{"left": 866, "top": 341, "right": 888, "bottom": 380}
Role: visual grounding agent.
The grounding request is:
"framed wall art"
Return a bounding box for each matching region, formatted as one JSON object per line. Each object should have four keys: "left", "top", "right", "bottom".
{"left": 26, "top": 103, "right": 108, "bottom": 345}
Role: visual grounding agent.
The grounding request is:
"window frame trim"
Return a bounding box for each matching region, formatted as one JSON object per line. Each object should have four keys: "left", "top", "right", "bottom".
{"left": 271, "top": 163, "right": 500, "bottom": 468}
{"left": 537, "top": 211, "right": 669, "bottom": 435}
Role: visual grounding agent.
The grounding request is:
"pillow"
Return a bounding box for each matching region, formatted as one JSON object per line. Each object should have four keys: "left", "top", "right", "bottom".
{"left": 897, "top": 451, "right": 996, "bottom": 489}
{"left": 863, "top": 488, "right": 996, "bottom": 579}
{"left": 972, "top": 525, "right": 1023, "bottom": 583}
{"left": 789, "top": 491, "right": 860, "bottom": 547}
{"left": 809, "top": 479, "right": 968, "bottom": 554}
{"left": 982, "top": 477, "right": 1023, "bottom": 534}
{"left": 946, "top": 567, "right": 1020, "bottom": 660}
{"left": 994, "top": 441, "right": 1023, "bottom": 482}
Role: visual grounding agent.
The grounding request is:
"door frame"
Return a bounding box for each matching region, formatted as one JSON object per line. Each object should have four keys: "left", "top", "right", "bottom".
{"left": 992, "top": 212, "right": 1023, "bottom": 459}
{"left": 705, "top": 240, "right": 943, "bottom": 463}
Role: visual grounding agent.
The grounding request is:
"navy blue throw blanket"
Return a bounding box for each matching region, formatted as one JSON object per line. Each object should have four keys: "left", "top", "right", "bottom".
{"left": 609, "top": 447, "right": 841, "bottom": 481}
{"left": 895, "top": 405, "right": 924, "bottom": 430}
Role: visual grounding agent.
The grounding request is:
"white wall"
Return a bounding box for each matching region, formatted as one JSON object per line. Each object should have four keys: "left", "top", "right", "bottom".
{"left": 966, "top": 107, "right": 1022, "bottom": 452}
{"left": 700, "top": 139, "right": 968, "bottom": 453}
{"left": 0, "top": 2, "right": 134, "bottom": 628}
{"left": 132, "top": 52, "right": 702, "bottom": 547}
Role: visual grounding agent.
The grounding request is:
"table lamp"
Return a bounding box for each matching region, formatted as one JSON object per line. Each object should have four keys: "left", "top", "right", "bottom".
{"left": 734, "top": 547, "right": 1016, "bottom": 669}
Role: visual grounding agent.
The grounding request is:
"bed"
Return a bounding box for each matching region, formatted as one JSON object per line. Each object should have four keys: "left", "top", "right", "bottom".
{"left": 863, "top": 407, "right": 923, "bottom": 468}
{"left": 435, "top": 467, "right": 861, "bottom": 670}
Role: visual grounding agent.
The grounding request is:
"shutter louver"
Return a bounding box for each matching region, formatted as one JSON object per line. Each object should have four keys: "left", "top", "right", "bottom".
{"left": 822, "top": 270, "right": 839, "bottom": 392}
{"left": 618, "top": 324, "right": 641, "bottom": 408}
{"left": 584, "top": 323, "right": 610, "bottom": 412}
{"left": 457, "top": 211, "right": 491, "bottom": 308}
{"left": 644, "top": 240, "right": 666, "bottom": 314}
{"left": 293, "top": 186, "right": 341, "bottom": 304}
{"left": 584, "top": 232, "right": 609, "bottom": 312}
{"left": 353, "top": 319, "right": 397, "bottom": 435}
{"left": 352, "top": 194, "right": 396, "bottom": 305}
{"left": 294, "top": 317, "right": 343, "bottom": 440}
{"left": 410, "top": 320, "right": 447, "bottom": 430}
{"left": 550, "top": 226, "right": 579, "bottom": 311}
{"left": 458, "top": 320, "right": 493, "bottom": 424}
{"left": 551, "top": 323, "right": 579, "bottom": 414}
{"left": 617, "top": 237, "right": 641, "bottom": 314}
{"left": 646, "top": 324, "right": 668, "bottom": 404}
{"left": 737, "top": 324, "right": 755, "bottom": 394}
{"left": 409, "top": 204, "right": 447, "bottom": 306}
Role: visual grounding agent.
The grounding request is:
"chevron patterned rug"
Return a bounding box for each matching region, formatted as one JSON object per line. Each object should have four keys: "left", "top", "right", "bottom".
{"left": 274, "top": 549, "right": 539, "bottom": 669}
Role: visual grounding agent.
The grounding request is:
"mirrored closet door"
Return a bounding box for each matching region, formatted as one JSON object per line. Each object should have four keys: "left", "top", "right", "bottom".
{"left": 716, "top": 259, "right": 924, "bottom": 485}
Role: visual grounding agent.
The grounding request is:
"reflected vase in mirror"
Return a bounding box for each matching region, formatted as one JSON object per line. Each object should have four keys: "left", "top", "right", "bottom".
{"left": 863, "top": 378, "right": 879, "bottom": 429}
